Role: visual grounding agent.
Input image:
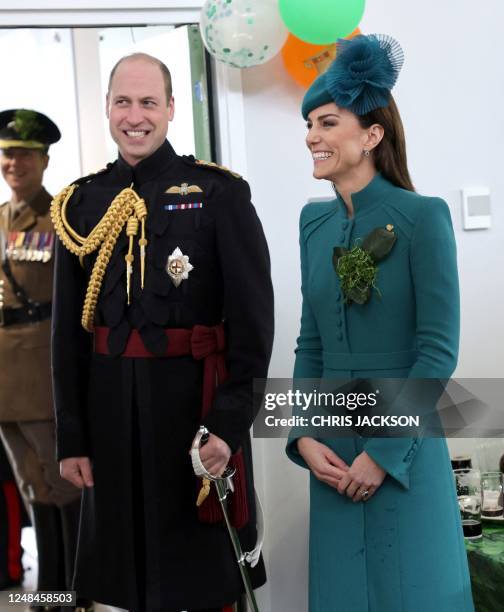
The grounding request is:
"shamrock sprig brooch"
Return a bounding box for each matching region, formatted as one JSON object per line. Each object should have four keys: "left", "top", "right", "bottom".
{"left": 14, "top": 109, "right": 43, "bottom": 141}
{"left": 333, "top": 225, "right": 396, "bottom": 305}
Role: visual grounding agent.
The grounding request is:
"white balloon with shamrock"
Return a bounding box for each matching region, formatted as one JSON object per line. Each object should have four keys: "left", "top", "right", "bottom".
{"left": 200, "top": 0, "right": 288, "bottom": 68}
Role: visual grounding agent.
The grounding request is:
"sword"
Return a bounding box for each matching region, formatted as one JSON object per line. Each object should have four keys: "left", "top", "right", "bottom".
{"left": 191, "top": 426, "right": 260, "bottom": 612}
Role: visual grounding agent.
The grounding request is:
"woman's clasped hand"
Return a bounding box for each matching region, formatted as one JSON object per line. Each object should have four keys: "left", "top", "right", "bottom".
{"left": 297, "top": 437, "right": 386, "bottom": 502}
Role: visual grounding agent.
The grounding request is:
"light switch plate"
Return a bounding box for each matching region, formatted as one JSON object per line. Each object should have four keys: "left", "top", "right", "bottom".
{"left": 461, "top": 187, "right": 491, "bottom": 230}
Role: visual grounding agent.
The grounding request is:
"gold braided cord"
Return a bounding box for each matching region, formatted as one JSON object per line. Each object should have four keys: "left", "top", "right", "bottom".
{"left": 125, "top": 216, "right": 139, "bottom": 305}
{"left": 133, "top": 198, "right": 148, "bottom": 289}
{"left": 50, "top": 185, "right": 148, "bottom": 332}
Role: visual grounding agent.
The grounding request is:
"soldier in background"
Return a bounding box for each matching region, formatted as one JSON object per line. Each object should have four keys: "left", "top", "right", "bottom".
{"left": 0, "top": 109, "right": 92, "bottom": 612}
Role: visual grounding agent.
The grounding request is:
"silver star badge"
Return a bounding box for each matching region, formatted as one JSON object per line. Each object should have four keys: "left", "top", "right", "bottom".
{"left": 166, "top": 247, "right": 194, "bottom": 287}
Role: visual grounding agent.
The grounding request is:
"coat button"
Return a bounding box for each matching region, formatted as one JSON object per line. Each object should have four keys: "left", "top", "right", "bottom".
{"left": 340, "top": 233, "right": 346, "bottom": 242}
{"left": 336, "top": 320, "right": 342, "bottom": 328}
{"left": 342, "top": 220, "right": 349, "bottom": 229}
{"left": 336, "top": 305, "right": 342, "bottom": 314}
{"left": 335, "top": 293, "right": 341, "bottom": 302}
{"left": 337, "top": 332, "right": 343, "bottom": 341}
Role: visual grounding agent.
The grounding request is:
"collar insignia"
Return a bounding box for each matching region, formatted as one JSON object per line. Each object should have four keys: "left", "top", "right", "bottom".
{"left": 165, "top": 183, "right": 203, "bottom": 196}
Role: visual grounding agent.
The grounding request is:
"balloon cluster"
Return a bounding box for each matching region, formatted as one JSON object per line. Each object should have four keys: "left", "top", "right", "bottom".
{"left": 199, "top": 0, "right": 366, "bottom": 83}
{"left": 199, "top": 0, "right": 288, "bottom": 69}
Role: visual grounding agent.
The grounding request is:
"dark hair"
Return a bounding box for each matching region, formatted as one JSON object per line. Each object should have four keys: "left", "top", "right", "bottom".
{"left": 358, "top": 94, "right": 415, "bottom": 192}
{"left": 107, "top": 52, "right": 173, "bottom": 106}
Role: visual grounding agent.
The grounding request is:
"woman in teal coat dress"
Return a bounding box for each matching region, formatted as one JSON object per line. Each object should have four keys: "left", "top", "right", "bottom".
{"left": 286, "top": 34, "right": 474, "bottom": 612}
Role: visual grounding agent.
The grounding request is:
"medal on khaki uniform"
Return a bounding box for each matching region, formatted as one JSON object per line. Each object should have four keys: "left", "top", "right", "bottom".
{"left": 42, "top": 233, "right": 54, "bottom": 263}
{"left": 13, "top": 232, "right": 24, "bottom": 260}
{"left": 27, "top": 232, "right": 38, "bottom": 261}
{"left": 5, "top": 231, "right": 53, "bottom": 263}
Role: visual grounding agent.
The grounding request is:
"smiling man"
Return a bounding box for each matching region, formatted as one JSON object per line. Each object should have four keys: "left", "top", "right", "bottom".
{"left": 106, "top": 55, "right": 174, "bottom": 165}
{"left": 51, "top": 53, "right": 274, "bottom": 612}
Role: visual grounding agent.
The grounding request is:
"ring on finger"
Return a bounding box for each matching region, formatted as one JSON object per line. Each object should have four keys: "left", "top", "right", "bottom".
{"left": 360, "top": 489, "right": 370, "bottom": 500}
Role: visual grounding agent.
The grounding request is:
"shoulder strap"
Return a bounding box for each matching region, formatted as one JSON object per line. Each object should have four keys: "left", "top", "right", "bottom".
{"left": 71, "top": 162, "right": 114, "bottom": 186}
{"left": 182, "top": 155, "right": 242, "bottom": 179}
{"left": 1, "top": 257, "right": 33, "bottom": 308}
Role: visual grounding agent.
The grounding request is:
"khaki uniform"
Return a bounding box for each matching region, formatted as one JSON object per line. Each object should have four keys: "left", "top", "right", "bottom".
{"left": 0, "top": 187, "right": 77, "bottom": 506}
{"left": 0, "top": 188, "right": 54, "bottom": 422}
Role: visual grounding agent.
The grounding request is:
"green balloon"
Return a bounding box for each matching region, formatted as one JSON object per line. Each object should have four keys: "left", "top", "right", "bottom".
{"left": 279, "top": 0, "right": 366, "bottom": 45}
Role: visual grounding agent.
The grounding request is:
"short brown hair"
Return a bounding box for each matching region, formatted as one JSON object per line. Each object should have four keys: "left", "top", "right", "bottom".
{"left": 107, "top": 52, "right": 173, "bottom": 105}
{"left": 358, "top": 95, "right": 415, "bottom": 192}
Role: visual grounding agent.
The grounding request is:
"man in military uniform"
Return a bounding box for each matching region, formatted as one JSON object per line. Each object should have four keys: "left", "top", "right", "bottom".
{"left": 52, "top": 53, "right": 274, "bottom": 612}
{"left": 0, "top": 109, "right": 91, "bottom": 612}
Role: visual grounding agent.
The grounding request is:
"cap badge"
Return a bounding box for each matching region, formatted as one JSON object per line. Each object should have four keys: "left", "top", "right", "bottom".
{"left": 166, "top": 247, "right": 194, "bottom": 287}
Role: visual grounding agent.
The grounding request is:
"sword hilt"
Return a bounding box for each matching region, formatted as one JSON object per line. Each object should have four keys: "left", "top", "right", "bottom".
{"left": 191, "top": 426, "right": 236, "bottom": 482}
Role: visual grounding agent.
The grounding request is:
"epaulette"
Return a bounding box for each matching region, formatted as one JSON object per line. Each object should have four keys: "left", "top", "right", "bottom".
{"left": 71, "top": 162, "right": 114, "bottom": 186}
{"left": 182, "top": 155, "right": 242, "bottom": 179}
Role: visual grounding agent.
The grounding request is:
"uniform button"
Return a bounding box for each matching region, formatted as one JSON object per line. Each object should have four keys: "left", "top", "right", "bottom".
{"left": 336, "top": 320, "right": 342, "bottom": 328}
{"left": 335, "top": 293, "right": 341, "bottom": 302}
{"left": 342, "top": 221, "right": 349, "bottom": 229}
{"left": 337, "top": 332, "right": 343, "bottom": 341}
{"left": 336, "top": 305, "right": 342, "bottom": 314}
{"left": 340, "top": 233, "right": 346, "bottom": 242}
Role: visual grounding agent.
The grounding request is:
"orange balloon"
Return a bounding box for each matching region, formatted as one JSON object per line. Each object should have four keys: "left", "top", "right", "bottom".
{"left": 282, "top": 28, "right": 361, "bottom": 89}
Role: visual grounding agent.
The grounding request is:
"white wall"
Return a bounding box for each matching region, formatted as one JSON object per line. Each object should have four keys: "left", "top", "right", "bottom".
{"left": 0, "top": 28, "right": 81, "bottom": 202}
{"left": 240, "top": 2, "right": 504, "bottom": 610}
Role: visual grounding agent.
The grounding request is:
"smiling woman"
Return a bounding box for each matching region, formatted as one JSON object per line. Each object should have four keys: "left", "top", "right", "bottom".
{"left": 287, "top": 33, "right": 475, "bottom": 612}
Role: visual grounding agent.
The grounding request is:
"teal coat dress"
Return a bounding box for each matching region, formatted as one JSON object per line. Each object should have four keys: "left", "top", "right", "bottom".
{"left": 286, "top": 174, "right": 474, "bottom": 612}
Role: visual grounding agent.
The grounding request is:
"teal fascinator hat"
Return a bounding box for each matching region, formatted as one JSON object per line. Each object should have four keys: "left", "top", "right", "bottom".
{"left": 302, "top": 34, "right": 404, "bottom": 119}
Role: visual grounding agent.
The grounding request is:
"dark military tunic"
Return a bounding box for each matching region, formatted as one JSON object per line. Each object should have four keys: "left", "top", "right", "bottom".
{"left": 52, "top": 140, "right": 274, "bottom": 611}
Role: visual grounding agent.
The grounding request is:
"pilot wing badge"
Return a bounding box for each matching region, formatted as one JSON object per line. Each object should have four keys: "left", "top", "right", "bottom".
{"left": 165, "top": 183, "right": 203, "bottom": 196}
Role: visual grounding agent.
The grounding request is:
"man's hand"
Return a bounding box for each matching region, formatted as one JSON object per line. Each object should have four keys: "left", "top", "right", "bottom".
{"left": 337, "top": 451, "right": 386, "bottom": 502}
{"left": 297, "top": 437, "right": 349, "bottom": 488}
{"left": 60, "top": 457, "right": 94, "bottom": 488}
{"left": 197, "top": 433, "right": 232, "bottom": 478}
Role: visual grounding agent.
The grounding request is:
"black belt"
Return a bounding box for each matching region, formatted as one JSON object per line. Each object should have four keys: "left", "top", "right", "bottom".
{"left": 0, "top": 301, "right": 52, "bottom": 327}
